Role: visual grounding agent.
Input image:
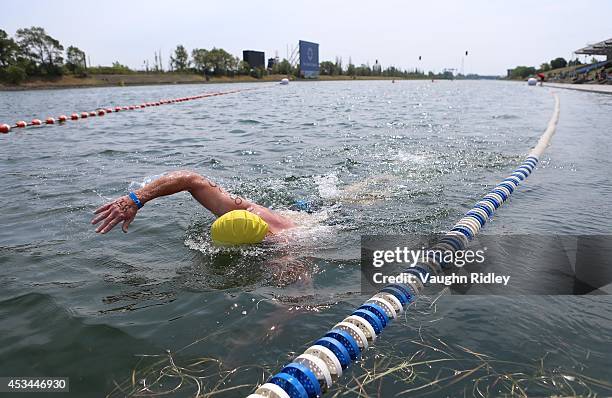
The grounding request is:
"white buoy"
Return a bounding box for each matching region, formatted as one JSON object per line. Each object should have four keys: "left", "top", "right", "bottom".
{"left": 527, "top": 77, "right": 537, "bottom": 86}
{"left": 280, "top": 78, "right": 289, "bottom": 85}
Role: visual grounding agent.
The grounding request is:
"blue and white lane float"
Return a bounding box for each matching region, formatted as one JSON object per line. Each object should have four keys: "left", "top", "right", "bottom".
{"left": 247, "top": 93, "right": 561, "bottom": 398}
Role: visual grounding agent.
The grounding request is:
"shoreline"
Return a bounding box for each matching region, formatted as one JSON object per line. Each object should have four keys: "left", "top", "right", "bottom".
{"left": 543, "top": 82, "right": 612, "bottom": 95}
{"left": 0, "top": 73, "right": 432, "bottom": 92}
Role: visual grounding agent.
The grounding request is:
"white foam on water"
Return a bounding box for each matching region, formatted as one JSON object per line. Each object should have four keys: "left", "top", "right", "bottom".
{"left": 127, "top": 173, "right": 166, "bottom": 191}
{"left": 314, "top": 173, "right": 342, "bottom": 199}
{"left": 272, "top": 207, "right": 339, "bottom": 249}
{"left": 395, "top": 150, "right": 428, "bottom": 164}
{"left": 184, "top": 230, "right": 269, "bottom": 257}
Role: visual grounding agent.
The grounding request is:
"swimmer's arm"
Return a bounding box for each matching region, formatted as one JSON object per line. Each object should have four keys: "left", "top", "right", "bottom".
{"left": 92, "top": 170, "right": 250, "bottom": 234}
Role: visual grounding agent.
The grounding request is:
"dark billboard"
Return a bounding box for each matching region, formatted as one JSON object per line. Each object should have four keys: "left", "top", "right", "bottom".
{"left": 299, "top": 40, "right": 319, "bottom": 78}
{"left": 243, "top": 50, "right": 265, "bottom": 69}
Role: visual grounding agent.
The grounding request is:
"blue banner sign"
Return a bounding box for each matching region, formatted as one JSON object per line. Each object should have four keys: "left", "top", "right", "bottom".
{"left": 299, "top": 40, "right": 319, "bottom": 78}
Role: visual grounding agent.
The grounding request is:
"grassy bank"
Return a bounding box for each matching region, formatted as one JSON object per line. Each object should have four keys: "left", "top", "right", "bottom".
{"left": 0, "top": 72, "right": 431, "bottom": 91}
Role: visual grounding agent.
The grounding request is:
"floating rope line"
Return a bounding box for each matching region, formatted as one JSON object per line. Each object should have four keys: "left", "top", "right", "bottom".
{"left": 247, "top": 93, "right": 561, "bottom": 398}
{"left": 0, "top": 88, "right": 249, "bottom": 134}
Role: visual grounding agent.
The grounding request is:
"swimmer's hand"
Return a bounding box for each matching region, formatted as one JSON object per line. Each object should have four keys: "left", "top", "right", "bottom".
{"left": 91, "top": 196, "right": 138, "bottom": 234}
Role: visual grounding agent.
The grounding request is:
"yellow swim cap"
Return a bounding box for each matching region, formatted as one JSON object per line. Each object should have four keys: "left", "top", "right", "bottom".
{"left": 210, "top": 210, "right": 269, "bottom": 245}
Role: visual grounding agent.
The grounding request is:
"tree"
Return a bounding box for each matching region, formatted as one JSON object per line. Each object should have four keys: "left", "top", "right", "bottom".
{"left": 170, "top": 44, "right": 189, "bottom": 71}
{"left": 346, "top": 57, "right": 355, "bottom": 77}
{"left": 441, "top": 70, "right": 454, "bottom": 79}
{"left": 549, "top": 57, "right": 567, "bottom": 70}
{"left": 231, "top": 56, "right": 240, "bottom": 74}
{"left": 16, "top": 26, "right": 64, "bottom": 75}
{"left": 539, "top": 62, "right": 551, "bottom": 72}
{"left": 190, "top": 47, "right": 240, "bottom": 76}
{"left": 0, "top": 29, "right": 19, "bottom": 68}
{"left": 510, "top": 66, "right": 536, "bottom": 79}
{"left": 355, "top": 64, "right": 372, "bottom": 76}
{"left": 334, "top": 56, "right": 343, "bottom": 75}
{"left": 276, "top": 59, "right": 292, "bottom": 75}
{"left": 3, "top": 65, "right": 27, "bottom": 84}
{"left": 111, "top": 61, "right": 131, "bottom": 73}
{"left": 207, "top": 47, "right": 236, "bottom": 76}
{"left": 191, "top": 48, "right": 211, "bottom": 74}
{"left": 319, "top": 61, "right": 335, "bottom": 75}
{"left": 238, "top": 60, "right": 250, "bottom": 75}
{"left": 65, "top": 45, "right": 86, "bottom": 73}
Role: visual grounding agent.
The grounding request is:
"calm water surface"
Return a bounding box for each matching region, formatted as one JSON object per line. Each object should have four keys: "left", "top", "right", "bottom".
{"left": 0, "top": 81, "right": 611, "bottom": 397}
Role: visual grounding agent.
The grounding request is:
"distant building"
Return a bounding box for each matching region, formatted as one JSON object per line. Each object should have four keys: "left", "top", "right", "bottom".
{"left": 373, "top": 59, "right": 382, "bottom": 73}
{"left": 507, "top": 69, "right": 513, "bottom": 78}
{"left": 575, "top": 38, "right": 612, "bottom": 61}
{"left": 243, "top": 50, "right": 265, "bottom": 69}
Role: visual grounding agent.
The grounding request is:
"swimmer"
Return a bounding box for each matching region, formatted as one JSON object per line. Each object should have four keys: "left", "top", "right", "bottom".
{"left": 91, "top": 170, "right": 295, "bottom": 244}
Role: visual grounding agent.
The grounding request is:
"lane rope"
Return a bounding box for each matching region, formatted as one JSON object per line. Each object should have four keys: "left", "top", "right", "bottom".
{"left": 247, "top": 92, "right": 561, "bottom": 398}
{"left": 0, "top": 88, "right": 252, "bottom": 134}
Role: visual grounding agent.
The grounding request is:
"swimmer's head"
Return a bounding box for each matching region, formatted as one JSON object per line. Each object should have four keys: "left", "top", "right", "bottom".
{"left": 210, "top": 210, "right": 269, "bottom": 245}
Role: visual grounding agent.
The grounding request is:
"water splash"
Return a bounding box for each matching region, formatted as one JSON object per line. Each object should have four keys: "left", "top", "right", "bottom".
{"left": 313, "top": 173, "right": 342, "bottom": 200}
{"left": 127, "top": 173, "right": 166, "bottom": 191}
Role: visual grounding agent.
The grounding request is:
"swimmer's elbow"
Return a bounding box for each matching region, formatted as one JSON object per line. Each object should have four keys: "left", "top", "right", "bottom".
{"left": 173, "top": 170, "right": 208, "bottom": 191}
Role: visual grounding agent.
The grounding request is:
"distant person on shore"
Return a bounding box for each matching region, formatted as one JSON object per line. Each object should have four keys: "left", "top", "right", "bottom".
{"left": 537, "top": 73, "right": 545, "bottom": 86}
{"left": 91, "top": 170, "right": 296, "bottom": 244}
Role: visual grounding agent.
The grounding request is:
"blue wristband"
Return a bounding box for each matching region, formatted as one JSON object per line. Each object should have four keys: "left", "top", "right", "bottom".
{"left": 128, "top": 192, "right": 143, "bottom": 209}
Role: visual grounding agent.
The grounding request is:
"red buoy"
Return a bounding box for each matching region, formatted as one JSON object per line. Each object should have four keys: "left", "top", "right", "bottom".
{"left": 31, "top": 119, "right": 42, "bottom": 125}
{"left": 71, "top": 113, "right": 79, "bottom": 120}
{"left": 89, "top": 111, "right": 96, "bottom": 117}
{"left": 106, "top": 108, "right": 113, "bottom": 113}
{"left": 80, "top": 112, "right": 88, "bottom": 118}
{"left": 0, "top": 123, "right": 10, "bottom": 133}
{"left": 16, "top": 121, "right": 27, "bottom": 128}
{"left": 123, "top": 106, "right": 129, "bottom": 110}
{"left": 115, "top": 106, "right": 121, "bottom": 112}
{"left": 140, "top": 103, "right": 146, "bottom": 108}
{"left": 98, "top": 109, "right": 106, "bottom": 116}
{"left": 46, "top": 117, "right": 55, "bottom": 124}
{"left": 58, "top": 115, "right": 67, "bottom": 122}
{"left": 129, "top": 105, "right": 135, "bottom": 110}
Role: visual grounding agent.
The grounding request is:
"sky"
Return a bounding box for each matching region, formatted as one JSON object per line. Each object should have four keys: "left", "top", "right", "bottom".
{"left": 2, "top": 0, "right": 611, "bottom": 75}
